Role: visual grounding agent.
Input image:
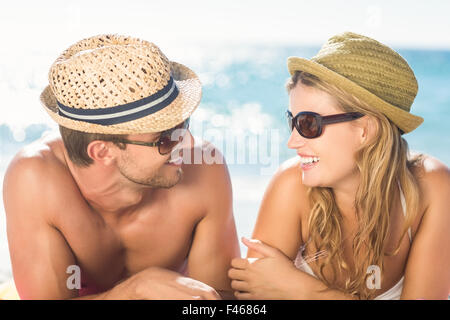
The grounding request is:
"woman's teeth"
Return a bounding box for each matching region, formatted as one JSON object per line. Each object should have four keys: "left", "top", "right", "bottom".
{"left": 300, "top": 156, "right": 320, "bottom": 165}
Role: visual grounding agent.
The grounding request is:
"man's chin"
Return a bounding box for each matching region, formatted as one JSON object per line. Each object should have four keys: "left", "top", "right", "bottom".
{"left": 157, "top": 168, "right": 183, "bottom": 189}
{"left": 123, "top": 168, "right": 183, "bottom": 189}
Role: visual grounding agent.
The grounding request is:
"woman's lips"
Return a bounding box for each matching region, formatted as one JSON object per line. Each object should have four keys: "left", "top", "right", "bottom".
{"left": 300, "top": 161, "right": 319, "bottom": 171}
{"left": 297, "top": 153, "right": 318, "bottom": 158}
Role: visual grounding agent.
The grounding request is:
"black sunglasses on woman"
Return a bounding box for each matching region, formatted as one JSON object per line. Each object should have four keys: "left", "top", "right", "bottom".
{"left": 286, "top": 110, "right": 364, "bottom": 139}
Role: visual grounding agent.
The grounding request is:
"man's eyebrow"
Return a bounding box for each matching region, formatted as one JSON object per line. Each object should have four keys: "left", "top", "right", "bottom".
{"left": 145, "top": 125, "right": 177, "bottom": 141}
{"left": 148, "top": 132, "right": 162, "bottom": 142}
{"left": 126, "top": 132, "right": 161, "bottom": 143}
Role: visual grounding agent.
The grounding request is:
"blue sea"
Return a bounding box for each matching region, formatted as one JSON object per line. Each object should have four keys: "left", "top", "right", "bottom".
{"left": 0, "top": 45, "right": 449, "bottom": 278}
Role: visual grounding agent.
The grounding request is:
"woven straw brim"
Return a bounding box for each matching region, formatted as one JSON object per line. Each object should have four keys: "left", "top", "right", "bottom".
{"left": 40, "top": 61, "right": 201, "bottom": 134}
{"left": 287, "top": 57, "right": 424, "bottom": 134}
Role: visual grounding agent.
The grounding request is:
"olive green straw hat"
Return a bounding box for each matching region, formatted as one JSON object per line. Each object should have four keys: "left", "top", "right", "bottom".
{"left": 287, "top": 32, "right": 423, "bottom": 134}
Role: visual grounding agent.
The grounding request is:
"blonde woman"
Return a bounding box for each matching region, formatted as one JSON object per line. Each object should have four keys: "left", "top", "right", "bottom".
{"left": 228, "top": 32, "right": 450, "bottom": 300}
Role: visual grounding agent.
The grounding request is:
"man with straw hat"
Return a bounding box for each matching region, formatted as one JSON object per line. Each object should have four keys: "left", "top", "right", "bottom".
{"left": 3, "top": 34, "right": 239, "bottom": 299}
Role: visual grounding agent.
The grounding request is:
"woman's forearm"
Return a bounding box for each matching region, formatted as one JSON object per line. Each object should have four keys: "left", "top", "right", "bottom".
{"left": 288, "top": 269, "right": 358, "bottom": 300}
{"left": 307, "top": 283, "right": 358, "bottom": 300}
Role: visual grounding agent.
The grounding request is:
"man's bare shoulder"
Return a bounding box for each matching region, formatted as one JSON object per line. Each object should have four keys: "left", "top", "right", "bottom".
{"left": 3, "top": 131, "right": 72, "bottom": 218}
{"left": 180, "top": 139, "right": 232, "bottom": 215}
{"left": 182, "top": 139, "right": 231, "bottom": 185}
{"left": 5, "top": 131, "right": 67, "bottom": 179}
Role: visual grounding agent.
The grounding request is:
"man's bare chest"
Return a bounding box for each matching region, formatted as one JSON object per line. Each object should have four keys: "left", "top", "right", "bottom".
{"left": 75, "top": 200, "right": 203, "bottom": 288}
{"left": 115, "top": 209, "right": 199, "bottom": 276}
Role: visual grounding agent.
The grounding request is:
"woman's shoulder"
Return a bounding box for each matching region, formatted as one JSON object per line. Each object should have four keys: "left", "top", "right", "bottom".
{"left": 251, "top": 157, "right": 308, "bottom": 258}
{"left": 263, "top": 156, "right": 310, "bottom": 209}
{"left": 271, "top": 156, "right": 305, "bottom": 189}
{"left": 410, "top": 153, "right": 450, "bottom": 213}
{"left": 410, "top": 153, "right": 449, "bottom": 187}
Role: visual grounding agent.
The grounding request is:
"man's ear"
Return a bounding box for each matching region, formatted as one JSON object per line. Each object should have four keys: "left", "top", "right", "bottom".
{"left": 86, "top": 141, "right": 117, "bottom": 165}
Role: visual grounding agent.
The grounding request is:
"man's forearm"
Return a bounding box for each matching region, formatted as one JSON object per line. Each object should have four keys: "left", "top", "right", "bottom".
{"left": 71, "top": 278, "right": 135, "bottom": 300}
{"left": 71, "top": 290, "right": 121, "bottom": 300}
{"left": 71, "top": 292, "right": 110, "bottom": 300}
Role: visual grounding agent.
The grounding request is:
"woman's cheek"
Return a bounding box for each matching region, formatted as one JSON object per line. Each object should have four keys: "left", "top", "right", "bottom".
{"left": 321, "top": 130, "right": 360, "bottom": 182}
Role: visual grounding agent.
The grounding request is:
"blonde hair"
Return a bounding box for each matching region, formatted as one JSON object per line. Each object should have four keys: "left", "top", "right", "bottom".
{"left": 287, "top": 71, "right": 423, "bottom": 299}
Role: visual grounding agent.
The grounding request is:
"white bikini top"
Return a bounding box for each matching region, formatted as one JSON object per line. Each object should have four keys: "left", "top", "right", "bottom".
{"left": 294, "top": 187, "right": 412, "bottom": 300}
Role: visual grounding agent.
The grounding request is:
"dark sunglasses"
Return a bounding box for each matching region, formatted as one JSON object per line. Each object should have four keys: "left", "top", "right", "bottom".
{"left": 115, "top": 118, "right": 190, "bottom": 155}
{"left": 286, "top": 110, "right": 364, "bottom": 139}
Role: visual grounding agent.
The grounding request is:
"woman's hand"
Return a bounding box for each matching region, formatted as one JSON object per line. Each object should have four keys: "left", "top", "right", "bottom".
{"left": 228, "top": 237, "right": 315, "bottom": 299}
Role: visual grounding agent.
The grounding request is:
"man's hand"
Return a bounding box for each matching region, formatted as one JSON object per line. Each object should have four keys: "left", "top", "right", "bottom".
{"left": 105, "top": 267, "right": 222, "bottom": 300}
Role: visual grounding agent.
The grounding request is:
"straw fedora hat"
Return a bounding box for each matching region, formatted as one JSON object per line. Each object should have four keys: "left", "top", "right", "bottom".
{"left": 287, "top": 32, "right": 423, "bottom": 134}
{"left": 40, "top": 34, "right": 202, "bottom": 134}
